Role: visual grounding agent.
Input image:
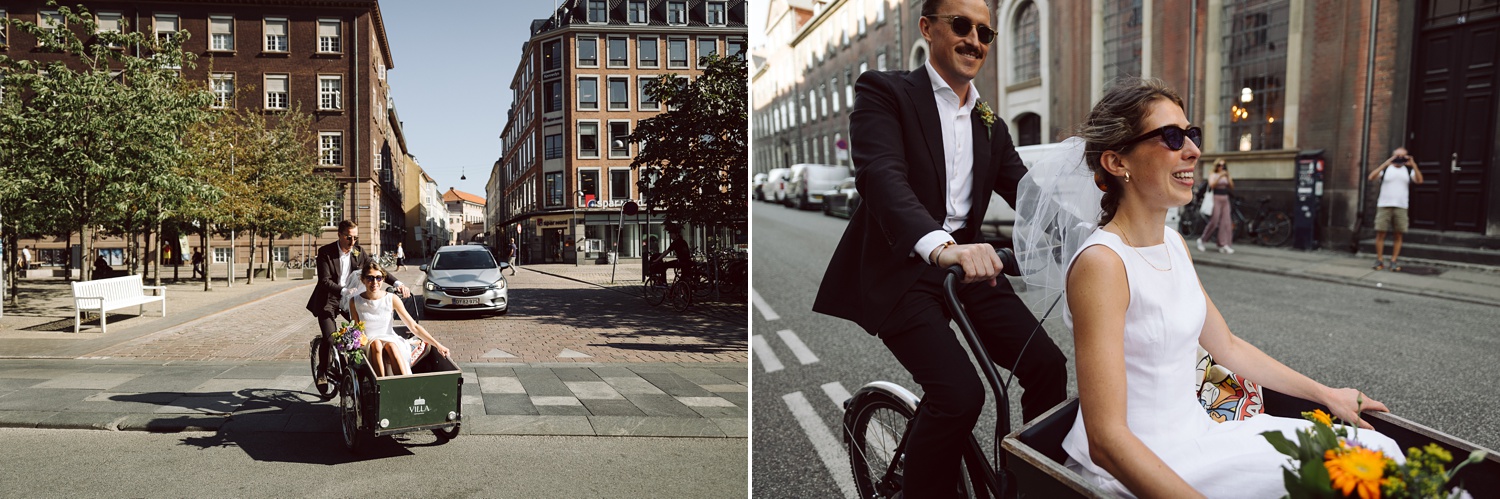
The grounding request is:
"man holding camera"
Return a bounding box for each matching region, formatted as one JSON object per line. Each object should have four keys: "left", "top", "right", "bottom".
{"left": 1367, "top": 147, "right": 1424, "bottom": 272}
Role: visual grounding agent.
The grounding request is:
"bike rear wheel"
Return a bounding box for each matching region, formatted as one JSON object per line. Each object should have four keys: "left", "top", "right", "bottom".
{"left": 642, "top": 275, "right": 668, "bottom": 306}
{"left": 669, "top": 281, "right": 693, "bottom": 312}
{"left": 846, "top": 389, "right": 917, "bottom": 498}
{"left": 1257, "top": 211, "right": 1293, "bottom": 247}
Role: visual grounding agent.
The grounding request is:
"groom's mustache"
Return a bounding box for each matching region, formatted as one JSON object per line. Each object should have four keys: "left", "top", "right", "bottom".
{"left": 956, "top": 43, "right": 983, "bottom": 58}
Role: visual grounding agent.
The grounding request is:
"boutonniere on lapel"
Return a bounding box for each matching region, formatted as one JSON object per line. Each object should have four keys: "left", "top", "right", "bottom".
{"left": 351, "top": 248, "right": 361, "bottom": 259}
{"left": 976, "top": 100, "right": 996, "bottom": 139}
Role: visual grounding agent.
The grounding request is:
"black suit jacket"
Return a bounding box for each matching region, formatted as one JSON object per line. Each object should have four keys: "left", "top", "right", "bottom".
{"left": 812, "top": 67, "right": 1028, "bottom": 335}
{"left": 304, "top": 241, "right": 397, "bottom": 317}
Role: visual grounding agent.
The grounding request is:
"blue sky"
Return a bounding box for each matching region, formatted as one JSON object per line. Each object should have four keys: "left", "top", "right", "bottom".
{"left": 380, "top": 1, "right": 548, "bottom": 199}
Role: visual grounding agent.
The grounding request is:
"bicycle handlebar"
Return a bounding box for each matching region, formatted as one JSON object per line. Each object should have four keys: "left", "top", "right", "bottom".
{"left": 943, "top": 247, "right": 1022, "bottom": 281}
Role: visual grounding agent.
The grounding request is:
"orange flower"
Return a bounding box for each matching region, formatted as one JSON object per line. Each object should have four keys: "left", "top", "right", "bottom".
{"left": 1308, "top": 409, "right": 1333, "bottom": 427}
{"left": 1324, "top": 446, "right": 1388, "bottom": 499}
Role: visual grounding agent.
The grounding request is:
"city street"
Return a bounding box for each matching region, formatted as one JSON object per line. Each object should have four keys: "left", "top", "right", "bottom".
{"left": 0, "top": 428, "right": 745, "bottom": 497}
{"left": 0, "top": 264, "right": 747, "bottom": 496}
{"left": 749, "top": 202, "right": 1500, "bottom": 498}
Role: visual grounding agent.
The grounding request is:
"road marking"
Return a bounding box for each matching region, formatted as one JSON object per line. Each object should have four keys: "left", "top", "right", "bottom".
{"left": 777, "top": 329, "right": 819, "bottom": 365}
{"left": 821, "top": 381, "right": 851, "bottom": 409}
{"left": 784, "top": 391, "right": 856, "bottom": 499}
{"left": 557, "top": 348, "right": 592, "bottom": 358}
{"left": 751, "top": 334, "right": 784, "bottom": 373}
{"left": 482, "top": 348, "right": 517, "bottom": 358}
{"left": 751, "top": 288, "right": 781, "bottom": 321}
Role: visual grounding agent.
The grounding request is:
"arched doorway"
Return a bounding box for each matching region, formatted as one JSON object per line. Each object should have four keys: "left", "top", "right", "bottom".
{"left": 1014, "top": 112, "right": 1041, "bottom": 146}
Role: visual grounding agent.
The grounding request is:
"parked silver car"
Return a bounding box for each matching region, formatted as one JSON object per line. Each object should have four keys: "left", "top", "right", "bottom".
{"left": 419, "top": 245, "right": 509, "bottom": 315}
{"left": 785, "top": 163, "right": 851, "bottom": 210}
{"left": 763, "top": 167, "right": 791, "bottom": 203}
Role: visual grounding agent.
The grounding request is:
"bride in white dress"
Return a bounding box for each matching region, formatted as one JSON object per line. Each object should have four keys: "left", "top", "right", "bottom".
{"left": 1053, "top": 78, "right": 1402, "bottom": 497}
{"left": 348, "top": 262, "right": 449, "bottom": 376}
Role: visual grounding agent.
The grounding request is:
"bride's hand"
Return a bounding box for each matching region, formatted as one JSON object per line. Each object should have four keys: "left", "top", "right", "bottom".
{"left": 1323, "top": 387, "right": 1389, "bottom": 430}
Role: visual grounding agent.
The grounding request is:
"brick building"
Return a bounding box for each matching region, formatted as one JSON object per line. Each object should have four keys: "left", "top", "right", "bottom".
{"left": 0, "top": 0, "right": 409, "bottom": 275}
{"left": 754, "top": 0, "right": 1500, "bottom": 258}
{"left": 492, "top": 0, "right": 748, "bottom": 265}
{"left": 443, "top": 187, "right": 485, "bottom": 246}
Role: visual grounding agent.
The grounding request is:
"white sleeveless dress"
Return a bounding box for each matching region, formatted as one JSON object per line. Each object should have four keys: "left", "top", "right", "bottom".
{"left": 351, "top": 293, "right": 418, "bottom": 368}
{"left": 1060, "top": 227, "right": 1403, "bottom": 498}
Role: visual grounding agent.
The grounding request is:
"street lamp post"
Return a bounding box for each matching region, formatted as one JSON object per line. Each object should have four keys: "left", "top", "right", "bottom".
{"left": 572, "top": 189, "right": 585, "bottom": 267}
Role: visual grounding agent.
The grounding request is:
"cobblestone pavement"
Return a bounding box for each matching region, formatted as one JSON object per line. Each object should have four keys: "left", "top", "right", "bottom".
{"left": 78, "top": 267, "right": 746, "bottom": 364}
{"left": 0, "top": 358, "right": 746, "bottom": 437}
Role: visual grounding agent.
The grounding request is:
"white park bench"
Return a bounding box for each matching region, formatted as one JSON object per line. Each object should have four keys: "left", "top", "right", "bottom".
{"left": 71, "top": 274, "right": 166, "bottom": 333}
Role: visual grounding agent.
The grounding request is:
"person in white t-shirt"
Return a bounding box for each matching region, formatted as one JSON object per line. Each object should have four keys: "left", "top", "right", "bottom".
{"left": 1367, "top": 147, "right": 1424, "bottom": 272}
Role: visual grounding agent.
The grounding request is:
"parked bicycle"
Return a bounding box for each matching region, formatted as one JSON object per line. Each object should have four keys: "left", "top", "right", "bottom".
{"left": 1178, "top": 189, "right": 1292, "bottom": 247}
{"left": 285, "top": 253, "right": 316, "bottom": 270}
{"left": 640, "top": 260, "right": 698, "bottom": 312}
{"left": 378, "top": 251, "right": 398, "bottom": 268}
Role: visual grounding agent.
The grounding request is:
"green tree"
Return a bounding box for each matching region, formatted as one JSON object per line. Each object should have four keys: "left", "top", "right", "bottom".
{"left": 628, "top": 54, "right": 748, "bottom": 229}
{"left": 0, "top": 2, "right": 214, "bottom": 282}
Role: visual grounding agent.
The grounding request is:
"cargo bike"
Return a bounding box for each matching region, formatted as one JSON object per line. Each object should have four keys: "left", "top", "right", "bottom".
{"left": 309, "top": 293, "right": 463, "bottom": 453}
{"left": 842, "top": 249, "right": 1500, "bottom": 498}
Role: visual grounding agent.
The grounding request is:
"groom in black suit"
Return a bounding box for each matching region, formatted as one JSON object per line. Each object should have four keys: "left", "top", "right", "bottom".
{"left": 813, "top": 0, "right": 1066, "bottom": 494}
{"left": 306, "top": 220, "right": 409, "bottom": 388}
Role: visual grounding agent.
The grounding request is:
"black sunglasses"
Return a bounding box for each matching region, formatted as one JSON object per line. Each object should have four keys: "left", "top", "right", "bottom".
{"left": 924, "top": 15, "right": 995, "bottom": 45}
{"left": 1114, "top": 125, "right": 1203, "bottom": 152}
{"left": 362, "top": 274, "right": 382, "bottom": 281}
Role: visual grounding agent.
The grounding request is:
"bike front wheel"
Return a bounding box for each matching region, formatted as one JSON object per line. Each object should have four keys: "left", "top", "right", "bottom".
{"left": 846, "top": 389, "right": 917, "bottom": 499}
{"left": 642, "top": 276, "right": 668, "bottom": 306}
{"left": 1257, "top": 212, "right": 1293, "bottom": 247}
{"left": 669, "top": 282, "right": 693, "bottom": 312}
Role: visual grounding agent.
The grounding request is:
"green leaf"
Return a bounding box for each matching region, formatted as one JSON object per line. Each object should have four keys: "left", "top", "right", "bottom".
{"left": 1263, "top": 431, "right": 1301, "bottom": 458}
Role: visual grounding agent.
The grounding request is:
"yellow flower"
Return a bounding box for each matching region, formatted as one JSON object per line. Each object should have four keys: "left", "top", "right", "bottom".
{"left": 1324, "top": 446, "right": 1388, "bottom": 499}
{"left": 1308, "top": 409, "right": 1333, "bottom": 427}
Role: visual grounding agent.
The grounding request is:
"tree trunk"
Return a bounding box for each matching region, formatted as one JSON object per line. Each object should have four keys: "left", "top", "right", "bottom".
{"left": 267, "top": 234, "right": 277, "bottom": 282}
{"left": 246, "top": 230, "right": 256, "bottom": 285}
{"left": 201, "top": 224, "right": 211, "bottom": 291}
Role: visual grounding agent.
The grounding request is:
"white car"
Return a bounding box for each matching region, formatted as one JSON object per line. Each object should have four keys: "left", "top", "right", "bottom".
{"left": 419, "top": 245, "right": 509, "bottom": 315}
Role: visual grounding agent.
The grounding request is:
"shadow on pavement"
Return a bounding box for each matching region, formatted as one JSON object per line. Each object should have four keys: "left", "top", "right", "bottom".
{"left": 506, "top": 287, "right": 746, "bottom": 352}
{"left": 178, "top": 429, "right": 418, "bottom": 465}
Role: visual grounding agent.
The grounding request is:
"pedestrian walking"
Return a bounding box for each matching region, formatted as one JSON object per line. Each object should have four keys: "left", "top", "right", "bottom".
{"left": 507, "top": 238, "right": 518, "bottom": 275}
{"left": 1196, "top": 159, "right": 1235, "bottom": 254}
{"left": 20, "top": 246, "right": 32, "bottom": 270}
{"left": 812, "top": 2, "right": 1068, "bottom": 493}
{"left": 394, "top": 242, "right": 407, "bottom": 271}
{"left": 1369, "top": 147, "right": 1423, "bottom": 272}
{"left": 191, "top": 248, "right": 205, "bottom": 279}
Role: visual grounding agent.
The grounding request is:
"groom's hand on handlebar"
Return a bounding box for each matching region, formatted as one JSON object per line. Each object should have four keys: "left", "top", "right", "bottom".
{"left": 395, "top": 284, "right": 412, "bottom": 298}
{"left": 935, "top": 243, "right": 1004, "bottom": 286}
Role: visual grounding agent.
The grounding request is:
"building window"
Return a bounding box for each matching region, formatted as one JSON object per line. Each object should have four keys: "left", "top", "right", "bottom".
{"left": 608, "top": 37, "right": 629, "bottom": 67}
{"left": 578, "top": 76, "right": 598, "bottom": 110}
{"left": 319, "top": 75, "right": 342, "bottom": 110}
{"left": 845, "top": 68, "right": 855, "bottom": 107}
{"left": 668, "top": 1, "right": 688, "bottom": 25}
{"left": 608, "top": 77, "right": 629, "bottom": 110}
{"left": 877, "top": 51, "right": 887, "bottom": 71}
{"left": 578, "top": 122, "right": 600, "bottom": 158}
{"left": 319, "top": 132, "right": 343, "bottom": 165}
{"left": 322, "top": 200, "right": 341, "bottom": 227}
{"left": 1101, "top": 0, "right": 1142, "bottom": 85}
{"left": 579, "top": 170, "right": 600, "bottom": 206}
{"left": 668, "top": 38, "right": 688, "bottom": 68}
{"left": 639, "top": 76, "right": 660, "bottom": 110}
{"left": 211, "top": 74, "right": 233, "bottom": 108}
{"left": 96, "top": 11, "right": 123, "bottom": 47}
{"left": 697, "top": 37, "right": 718, "bottom": 67}
{"left": 213, "top": 248, "right": 230, "bottom": 264}
{"left": 264, "top": 74, "right": 288, "bottom": 109}
{"left": 587, "top": 0, "right": 608, "bottom": 23}
{"left": 629, "top": 0, "right": 648, "bottom": 24}
{"left": 154, "top": 13, "right": 179, "bottom": 42}
{"left": 727, "top": 38, "right": 745, "bottom": 60}
{"left": 318, "top": 19, "right": 341, "bottom": 53}
{"left": 545, "top": 80, "right": 563, "bottom": 113}
{"left": 205, "top": 15, "right": 233, "bottom": 51}
{"left": 543, "top": 39, "right": 562, "bottom": 71}
{"left": 1015, "top": 113, "right": 1041, "bottom": 146}
{"left": 638, "top": 36, "right": 659, "bottom": 67}
{"left": 545, "top": 133, "right": 563, "bottom": 159}
{"left": 0, "top": 9, "right": 7, "bottom": 47}
{"left": 609, "top": 121, "right": 631, "bottom": 158}
{"left": 610, "top": 169, "right": 631, "bottom": 200}
{"left": 546, "top": 172, "right": 564, "bottom": 207}
{"left": 264, "top": 17, "right": 288, "bottom": 52}
{"left": 707, "top": 1, "right": 727, "bottom": 26}
{"left": 272, "top": 246, "right": 289, "bottom": 263}
{"left": 1221, "top": 0, "right": 1288, "bottom": 151}
{"left": 577, "top": 35, "right": 598, "bottom": 67}
{"left": 1013, "top": 2, "right": 1040, "bottom": 82}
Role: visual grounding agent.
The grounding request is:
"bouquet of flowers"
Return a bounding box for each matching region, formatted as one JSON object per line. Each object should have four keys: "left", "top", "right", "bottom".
{"left": 1262, "top": 406, "right": 1485, "bottom": 499}
{"left": 331, "top": 320, "right": 367, "bottom": 366}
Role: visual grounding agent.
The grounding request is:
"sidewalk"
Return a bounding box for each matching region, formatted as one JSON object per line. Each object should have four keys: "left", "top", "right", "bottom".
{"left": 1187, "top": 242, "right": 1500, "bottom": 307}
{"left": 520, "top": 262, "right": 748, "bottom": 323}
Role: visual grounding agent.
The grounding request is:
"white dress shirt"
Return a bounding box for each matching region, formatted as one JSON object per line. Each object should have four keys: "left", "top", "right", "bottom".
{"left": 914, "top": 61, "right": 979, "bottom": 264}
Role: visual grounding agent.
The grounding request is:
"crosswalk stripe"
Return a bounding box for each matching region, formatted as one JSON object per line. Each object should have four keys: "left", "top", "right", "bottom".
{"left": 777, "top": 329, "right": 819, "bottom": 365}
{"left": 783, "top": 391, "right": 856, "bottom": 499}
{"left": 751, "top": 288, "right": 781, "bottom": 321}
{"left": 821, "top": 381, "right": 851, "bottom": 409}
{"left": 751, "top": 334, "right": 784, "bottom": 373}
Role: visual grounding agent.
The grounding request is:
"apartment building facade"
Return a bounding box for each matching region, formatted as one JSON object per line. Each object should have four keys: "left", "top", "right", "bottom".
{"left": 0, "top": 0, "right": 407, "bottom": 274}
{"left": 493, "top": 0, "right": 748, "bottom": 264}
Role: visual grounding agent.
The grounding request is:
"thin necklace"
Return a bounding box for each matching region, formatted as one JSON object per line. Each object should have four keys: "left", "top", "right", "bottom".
{"left": 1114, "top": 223, "right": 1172, "bottom": 272}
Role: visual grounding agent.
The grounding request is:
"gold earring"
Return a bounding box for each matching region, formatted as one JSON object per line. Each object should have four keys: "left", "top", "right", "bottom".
{"left": 1125, "top": 171, "right": 1131, "bottom": 183}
